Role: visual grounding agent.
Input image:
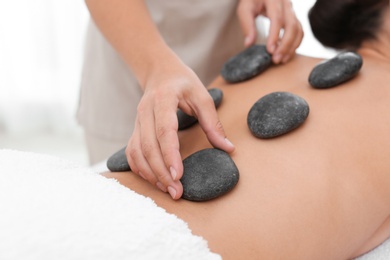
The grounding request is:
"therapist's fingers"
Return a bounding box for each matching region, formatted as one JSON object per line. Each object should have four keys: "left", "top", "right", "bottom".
{"left": 236, "top": 0, "right": 302, "bottom": 63}
{"left": 265, "top": 0, "right": 302, "bottom": 64}
{"left": 127, "top": 114, "right": 161, "bottom": 186}
{"left": 153, "top": 94, "right": 184, "bottom": 182}
{"left": 263, "top": 0, "right": 283, "bottom": 55}
{"left": 139, "top": 102, "right": 183, "bottom": 200}
{"left": 280, "top": 23, "right": 303, "bottom": 64}
{"left": 154, "top": 116, "right": 183, "bottom": 183}
{"left": 127, "top": 97, "right": 183, "bottom": 200}
{"left": 185, "top": 90, "right": 235, "bottom": 154}
{"left": 237, "top": 0, "right": 258, "bottom": 47}
{"left": 126, "top": 122, "right": 160, "bottom": 188}
{"left": 274, "top": 0, "right": 303, "bottom": 63}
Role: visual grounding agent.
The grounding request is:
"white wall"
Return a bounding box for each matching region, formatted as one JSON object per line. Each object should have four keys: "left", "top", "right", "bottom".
{"left": 0, "top": 0, "right": 90, "bottom": 165}
{"left": 292, "top": 0, "right": 336, "bottom": 58}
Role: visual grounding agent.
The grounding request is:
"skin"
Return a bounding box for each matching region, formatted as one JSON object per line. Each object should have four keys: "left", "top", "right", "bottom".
{"left": 85, "top": 0, "right": 303, "bottom": 199}
{"left": 103, "top": 53, "right": 390, "bottom": 259}
{"left": 103, "top": 9, "right": 390, "bottom": 257}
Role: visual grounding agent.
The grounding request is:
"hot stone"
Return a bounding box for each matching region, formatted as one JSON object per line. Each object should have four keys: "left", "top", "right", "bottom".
{"left": 247, "top": 92, "right": 309, "bottom": 138}
{"left": 181, "top": 148, "right": 239, "bottom": 202}
{"left": 221, "top": 44, "right": 272, "bottom": 83}
{"left": 309, "top": 52, "right": 363, "bottom": 89}
{"left": 107, "top": 146, "right": 131, "bottom": 172}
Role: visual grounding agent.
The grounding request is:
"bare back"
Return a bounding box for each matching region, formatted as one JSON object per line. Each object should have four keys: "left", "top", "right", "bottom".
{"left": 104, "top": 53, "right": 390, "bottom": 259}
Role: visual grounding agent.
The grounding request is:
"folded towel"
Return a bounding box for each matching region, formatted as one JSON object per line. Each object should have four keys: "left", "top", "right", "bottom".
{"left": 0, "top": 149, "right": 220, "bottom": 260}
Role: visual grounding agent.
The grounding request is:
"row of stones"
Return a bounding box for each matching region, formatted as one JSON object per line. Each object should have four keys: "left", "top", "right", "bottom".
{"left": 221, "top": 44, "right": 363, "bottom": 88}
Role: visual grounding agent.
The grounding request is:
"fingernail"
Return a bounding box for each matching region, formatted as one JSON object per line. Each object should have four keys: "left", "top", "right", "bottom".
{"left": 225, "top": 138, "right": 235, "bottom": 149}
{"left": 168, "top": 186, "right": 177, "bottom": 199}
{"left": 273, "top": 54, "right": 282, "bottom": 64}
{"left": 170, "top": 166, "right": 177, "bottom": 180}
{"left": 156, "top": 182, "right": 167, "bottom": 192}
{"left": 139, "top": 171, "right": 146, "bottom": 180}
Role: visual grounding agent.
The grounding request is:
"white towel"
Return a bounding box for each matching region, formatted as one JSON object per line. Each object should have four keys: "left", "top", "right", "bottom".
{"left": 0, "top": 149, "right": 221, "bottom": 260}
{"left": 355, "top": 239, "right": 390, "bottom": 260}
{"left": 1, "top": 149, "right": 388, "bottom": 260}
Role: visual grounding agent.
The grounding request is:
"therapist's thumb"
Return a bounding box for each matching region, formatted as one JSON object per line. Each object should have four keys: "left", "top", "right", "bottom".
{"left": 194, "top": 98, "right": 235, "bottom": 153}
{"left": 237, "top": 1, "right": 257, "bottom": 47}
{"left": 206, "top": 120, "right": 235, "bottom": 153}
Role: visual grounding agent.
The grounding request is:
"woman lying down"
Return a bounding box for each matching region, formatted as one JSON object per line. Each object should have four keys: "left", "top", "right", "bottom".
{"left": 103, "top": 0, "right": 390, "bottom": 259}
{"left": 1, "top": 0, "right": 389, "bottom": 259}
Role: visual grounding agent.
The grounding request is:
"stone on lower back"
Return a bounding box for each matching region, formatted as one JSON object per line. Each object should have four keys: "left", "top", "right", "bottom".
{"left": 107, "top": 146, "right": 130, "bottom": 172}
{"left": 181, "top": 148, "right": 239, "bottom": 202}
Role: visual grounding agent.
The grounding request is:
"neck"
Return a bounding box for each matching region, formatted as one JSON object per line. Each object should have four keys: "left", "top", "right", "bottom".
{"left": 359, "top": 6, "right": 390, "bottom": 63}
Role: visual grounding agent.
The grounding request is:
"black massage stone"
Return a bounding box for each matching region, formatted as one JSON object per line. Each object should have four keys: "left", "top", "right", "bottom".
{"left": 247, "top": 92, "right": 310, "bottom": 139}
{"left": 181, "top": 148, "right": 239, "bottom": 202}
{"left": 309, "top": 52, "right": 363, "bottom": 89}
{"left": 107, "top": 146, "right": 130, "bottom": 172}
{"left": 178, "top": 88, "right": 224, "bottom": 130}
{"left": 221, "top": 44, "right": 272, "bottom": 83}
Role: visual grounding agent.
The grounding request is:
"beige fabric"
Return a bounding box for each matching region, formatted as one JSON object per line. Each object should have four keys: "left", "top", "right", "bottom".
{"left": 77, "top": 0, "right": 263, "bottom": 162}
{"left": 84, "top": 131, "right": 128, "bottom": 165}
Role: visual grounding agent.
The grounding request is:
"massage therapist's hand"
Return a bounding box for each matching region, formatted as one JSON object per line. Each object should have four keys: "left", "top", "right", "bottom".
{"left": 126, "top": 62, "right": 235, "bottom": 200}
{"left": 85, "top": 0, "right": 235, "bottom": 199}
{"left": 237, "top": 0, "right": 303, "bottom": 64}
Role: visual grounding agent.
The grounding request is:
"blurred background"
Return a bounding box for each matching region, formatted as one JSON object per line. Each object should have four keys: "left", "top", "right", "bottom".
{"left": 0, "top": 0, "right": 336, "bottom": 167}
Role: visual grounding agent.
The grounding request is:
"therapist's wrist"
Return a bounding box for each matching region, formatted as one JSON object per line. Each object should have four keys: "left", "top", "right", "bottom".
{"left": 140, "top": 50, "right": 189, "bottom": 92}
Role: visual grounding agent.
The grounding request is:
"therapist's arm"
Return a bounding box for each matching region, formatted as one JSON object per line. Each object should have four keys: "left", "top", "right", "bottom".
{"left": 85, "top": 0, "right": 235, "bottom": 200}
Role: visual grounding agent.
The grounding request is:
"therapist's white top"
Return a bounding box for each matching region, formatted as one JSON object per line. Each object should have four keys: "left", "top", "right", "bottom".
{"left": 77, "top": 0, "right": 262, "bottom": 141}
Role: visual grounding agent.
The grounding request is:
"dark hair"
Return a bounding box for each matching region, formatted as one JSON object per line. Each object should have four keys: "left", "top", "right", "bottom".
{"left": 309, "top": 0, "right": 388, "bottom": 50}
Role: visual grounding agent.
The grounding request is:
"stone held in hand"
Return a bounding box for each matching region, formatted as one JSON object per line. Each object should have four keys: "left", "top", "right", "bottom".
{"left": 178, "top": 88, "right": 224, "bottom": 130}
{"left": 309, "top": 51, "right": 363, "bottom": 89}
{"left": 221, "top": 44, "right": 272, "bottom": 83}
{"left": 107, "top": 146, "right": 131, "bottom": 172}
{"left": 247, "top": 92, "right": 310, "bottom": 139}
{"left": 181, "top": 148, "right": 239, "bottom": 202}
